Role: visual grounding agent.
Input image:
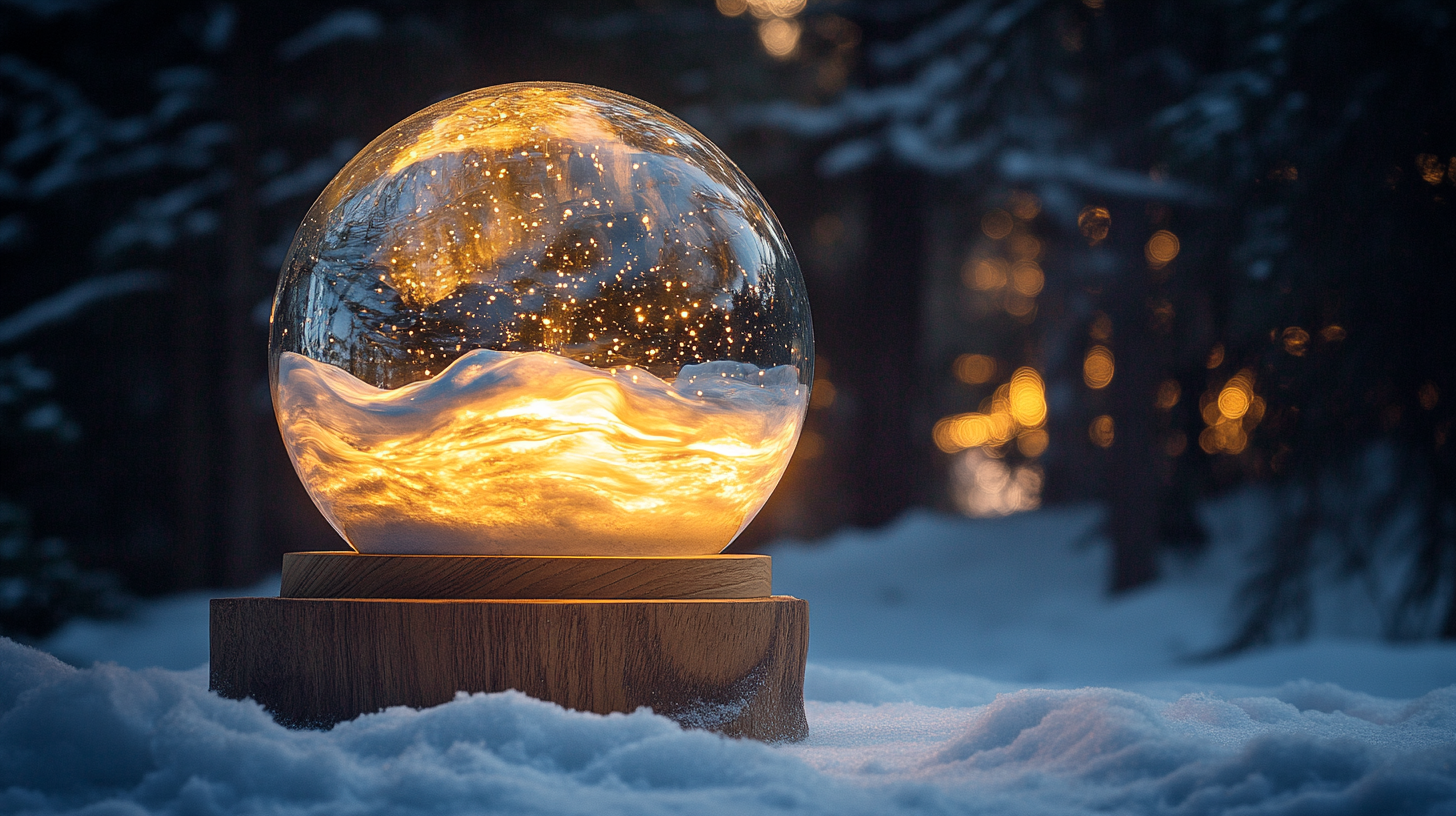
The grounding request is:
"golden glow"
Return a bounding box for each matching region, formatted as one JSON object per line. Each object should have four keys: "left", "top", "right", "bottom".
{"left": 966, "top": 258, "right": 1009, "bottom": 290}
{"left": 954, "top": 353, "right": 997, "bottom": 385}
{"left": 1078, "top": 206, "right": 1110, "bottom": 244}
{"left": 933, "top": 367, "right": 1046, "bottom": 453}
{"left": 1321, "top": 325, "right": 1346, "bottom": 342}
{"left": 1206, "top": 343, "right": 1225, "bottom": 369}
{"left": 1089, "top": 312, "right": 1112, "bottom": 341}
{"left": 1418, "top": 154, "right": 1446, "bottom": 185}
{"left": 950, "top": 448, "right": 1042, "bottom": 517}
{"left": 386, "top": 87, "right": 614, "bottom": 176}
{"left": 1089, "top": 415, "right": 1114, "bottom": 448}
{"left": 1282, "top": 326, "right": 1309, "bottom": 356}
{"left": 1010, "top": 261, "right": 1045, "bottom": 296}
{"left": 1144, "top": 230, "right": 1180, "bottom": 267}
{"left": 1269, "top": 163, "right": 1298, "bottom": 181}
{"left": 1008, "top": 191, "right": 1041, "bottom": 221}
{"left": 1008, "top": 233, "right": 1042, "bottom": 261}
{"left": 716, "top": 0, "right": 748, "bottom": 15}
{"left": 1217, "top": 370, "right": 1254, "bottom": 419}
{"left": 796, "top": 429, "right": 824, "bottom": 460}
{"left": 1155, "top": 379, "right": 1181, "bottom": 410}
{"left": 1009, "top": 367, "right": 1048, "bottom": 427}
{"left": 1083, "top": 345, "right": 1114, "bottom": 389}
{"left": 1005, "top": 294, "right": 1037, "bottom": 319}
{"left": 1016, "top": 429, "right": 1049, "bottom": 457}
{"left": 810, "top": 378, "right": 836, "bottom": 408}
{"left": 1200, "top": 368, "right": 1262, "bottom": 455}
{"left": 276, "top": 350, "right": 806, "bottom": 555}
{"left": 758, "top": 18, "right": 803, "bottom": 58}
{"left": 746, "top": 0, "right": 806, "bottom": 18}
{"left": 981, "top": 209, "right": 1014, "bottom": 240}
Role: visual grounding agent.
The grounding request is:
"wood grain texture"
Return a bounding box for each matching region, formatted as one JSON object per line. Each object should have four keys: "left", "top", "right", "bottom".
{"left": 210, "top": 596, "right": 809, "bottom": 742}
{"left": 280, "top": 552, "right": 772, "bottom": 600}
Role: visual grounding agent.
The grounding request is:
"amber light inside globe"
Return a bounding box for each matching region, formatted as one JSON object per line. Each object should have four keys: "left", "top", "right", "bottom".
{"left": 269, "top": 82, "right": 813, "bottom": 556}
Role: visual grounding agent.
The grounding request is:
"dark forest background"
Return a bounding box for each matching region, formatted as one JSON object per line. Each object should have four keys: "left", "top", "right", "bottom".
{"left": 0, "top": 0, "right": 1452, "bottom": 654}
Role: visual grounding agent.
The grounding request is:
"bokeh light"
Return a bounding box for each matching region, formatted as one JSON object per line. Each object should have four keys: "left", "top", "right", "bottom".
{"left": 933, "top": 366, "right": 1047, "bottom": 453}
{"left": 1199, "top": 368, "right": 1264, "bottom": 455}
{"left": 981, "top": 208, "right": 1014, "bottom": 240}
{"left": 1083, "top": 345, "right": 1115, "bottom": 389}
{"left": 1155, "top": 379, "right": 1181, "bottom": 409}
{"left": 1017, "top": 429, "right": 1049, "bottom": 457}
{"left": 1009, "top": 367, "right": 1048, "bottom": 427}
{"left": 1281, "top": 326, "right": 1309, "bottom": 356}
{"left": 954, "top": 353, "right": 997, "bottom": 384}
{"left": 1010, "top": 261, "right": 1045, "bottom": 296}
{"left": 1418, "top": 153, "right": 1446, "bottom": 185}
{"left": 758, "top": 18, "right": 802, "bottom": 58}
{"left": 950, "top": 448, "right": 1043, "bottom": 517}
{"left": 1007, "top": 190, "right": 1042, "bottom": 220}
{"left": 1089, "top": 415, "right": 1115, "bottom": 448}
{"left": 1144, "top": 230, "right": 1180, "bottom": 267}
{"left": 1206, "top": 343, "right": 1225, "bottom": 368}
{"left": 1078, "top": 206, "right": 1110, "bottom": 244}
{"left": 966, "top": 258, "right": 1008, "bottom": 290}
{"left": 1008, "top": 233, "right": 1042, "bottom": 261}
{"left": 1217, "top": 370, "right": 1254, "bottom": 419}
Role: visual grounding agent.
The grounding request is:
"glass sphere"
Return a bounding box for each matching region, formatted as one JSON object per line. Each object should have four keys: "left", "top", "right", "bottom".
{"left": 269, "top": 82, "right": 813, "bottom": 556}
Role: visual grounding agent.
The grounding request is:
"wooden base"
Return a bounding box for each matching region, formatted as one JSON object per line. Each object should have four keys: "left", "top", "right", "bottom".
{"left": 281, "top": 552, "right": 773, "bottom": 600}
{"left": 210, "top": 554, "right": 809, "bottom": 742}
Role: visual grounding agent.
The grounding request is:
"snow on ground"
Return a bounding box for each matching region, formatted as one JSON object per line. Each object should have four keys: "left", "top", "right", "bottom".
{"left": 10, "top": 495, "right": 1456, "bottom": 815}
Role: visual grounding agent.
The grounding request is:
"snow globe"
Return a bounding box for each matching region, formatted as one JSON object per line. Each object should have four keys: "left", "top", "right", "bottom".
{"left": 212, "top": 83, "right": 811, "bottom": 742}
{"left": 268, "top": 82, "right": 812, "bottom": 557}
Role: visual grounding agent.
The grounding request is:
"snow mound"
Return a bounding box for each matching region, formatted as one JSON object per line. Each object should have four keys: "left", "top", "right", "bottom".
{"left": 773, "top": 504, "right": 1456, "bottom": 698}
{"left": 4, "top": 639, "right": 1454, "bottom": 816}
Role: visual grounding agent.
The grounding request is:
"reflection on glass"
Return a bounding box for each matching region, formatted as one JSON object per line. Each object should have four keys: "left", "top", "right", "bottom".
{"left": 269, "top": 82, "right": 813, "bottom": 555}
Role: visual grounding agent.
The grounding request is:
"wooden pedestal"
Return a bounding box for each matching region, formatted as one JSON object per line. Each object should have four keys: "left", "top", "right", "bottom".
{"left": 209, "top": 553, "right": 809, "bottom": 742}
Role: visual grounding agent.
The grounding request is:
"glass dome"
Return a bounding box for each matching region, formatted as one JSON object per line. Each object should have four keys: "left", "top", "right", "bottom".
{"left": 269, "top": 82, "right": 813, "bottom": 556}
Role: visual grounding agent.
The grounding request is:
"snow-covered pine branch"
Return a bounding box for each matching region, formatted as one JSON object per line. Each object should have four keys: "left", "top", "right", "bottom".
{"left": 0, "top": 271, "right": 165, "bottom": 346}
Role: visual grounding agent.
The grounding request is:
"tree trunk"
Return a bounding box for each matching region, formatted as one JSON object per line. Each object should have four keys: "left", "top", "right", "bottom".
{"left": 846, "top": 166, "right": 927, "bottom": 527}
{"left": 171, "top": 243, "right": 215, "bottom": 589}
{"left": 219, "top": 16, "right": 265, "bottom": 586}
{"left": 1104, "top": 220, "right": 1163, "bottom": 594}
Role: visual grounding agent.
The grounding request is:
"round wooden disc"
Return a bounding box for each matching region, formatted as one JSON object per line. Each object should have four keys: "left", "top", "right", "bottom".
{"left": 280, "top": 552, "right": 772, "bottom": 600}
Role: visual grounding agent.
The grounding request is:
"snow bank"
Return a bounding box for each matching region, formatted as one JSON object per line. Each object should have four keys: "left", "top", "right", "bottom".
{"left": 772, "top": 502, "right": 1456, "bottom": 699}
{"left": 21, "top": 495, "right": 1456, "bottom": 813}
{"left": 3, "top": 638, "right": 1454, "bottom": 816}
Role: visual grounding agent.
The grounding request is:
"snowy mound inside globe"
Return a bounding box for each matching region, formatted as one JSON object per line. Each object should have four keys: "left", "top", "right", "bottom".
{"left": 276, "top": 349, "right": 805, "bottom": 555}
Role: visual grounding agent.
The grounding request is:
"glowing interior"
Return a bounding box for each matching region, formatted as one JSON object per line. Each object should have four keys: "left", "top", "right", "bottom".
{"left": 276, "top": 350, "right": 805, "bottom": 555}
